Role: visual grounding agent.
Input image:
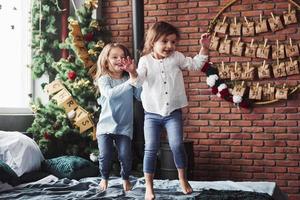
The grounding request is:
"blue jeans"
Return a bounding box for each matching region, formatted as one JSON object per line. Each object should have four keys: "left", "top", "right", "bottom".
{"left": 143, "top": 109, "right": 187, "bottom": 173}
{"left": 97, "top": 134, "right": 132, "bottom": 180}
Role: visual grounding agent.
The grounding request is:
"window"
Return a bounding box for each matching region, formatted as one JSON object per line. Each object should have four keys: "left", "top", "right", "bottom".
{"left": 0, "top": 0, "right": 32, "bottom": 113}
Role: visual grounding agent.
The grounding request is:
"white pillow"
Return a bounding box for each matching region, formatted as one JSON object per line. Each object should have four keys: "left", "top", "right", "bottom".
{"left": 0, "top": 131, "right": 44, "bottom": 177}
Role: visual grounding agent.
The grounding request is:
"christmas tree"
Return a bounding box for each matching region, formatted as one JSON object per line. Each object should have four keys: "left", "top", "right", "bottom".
{"left": 28, "top": 0, "right": 111, "bottom": 159}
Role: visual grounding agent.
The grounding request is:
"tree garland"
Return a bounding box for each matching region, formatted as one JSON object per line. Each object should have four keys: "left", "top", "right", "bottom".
{"left": 29, "top": 0, "right": 111, "bottom": 158}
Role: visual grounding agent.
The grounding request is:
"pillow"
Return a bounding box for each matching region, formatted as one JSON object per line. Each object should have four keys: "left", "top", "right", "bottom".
{"left": 0, "top": 131, "right": 44, "bottom": 177}
{"left": 42, "top": 156, "right": 99, "bottom": 180}
{"left": 0, "top": 160, "right": 19, "bottom": 186}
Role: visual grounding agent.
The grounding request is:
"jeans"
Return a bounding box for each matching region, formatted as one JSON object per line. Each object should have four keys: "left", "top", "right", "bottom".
{"left": 97, "top": 134, "right": 132, "bottom": 180}
{"left": 143, "top": 109, "right": 187, "bottom": 173}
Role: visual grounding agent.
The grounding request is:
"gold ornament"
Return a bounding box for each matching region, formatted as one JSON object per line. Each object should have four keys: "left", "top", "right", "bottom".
{"left": 90, "top": 20, "right": 101, "bottom": 30}
{"left": 85, "top": 0, "right": 98, "bottom": 9}
{"left": 95, "top": 40, "right": 105, "bottom": 49}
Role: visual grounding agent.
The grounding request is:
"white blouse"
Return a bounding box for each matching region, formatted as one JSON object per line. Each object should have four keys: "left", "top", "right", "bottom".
{"left": 134, "top": 51, "right": 208, "bottom": 116}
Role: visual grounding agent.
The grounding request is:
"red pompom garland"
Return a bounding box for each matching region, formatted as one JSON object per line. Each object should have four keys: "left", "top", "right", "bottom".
{"left": 201, "top": 62, "right": 251, "bottom": 109}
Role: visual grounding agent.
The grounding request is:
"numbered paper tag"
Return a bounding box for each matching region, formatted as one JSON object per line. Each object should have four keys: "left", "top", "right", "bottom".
{"left": 268, "top": 13, "right": 284, "bottom": 32}
{"left": 275, "top": 87, "right": 288, "bottom": 100}
{"left": 273, "top": 62, "right": 287, "bottom": 78}
{"left": 255, "top": 19, "right": 268, "bottom": 34}
{"left": 285, "top": 60, "right": 299, "bottom": 76}
{"left": 283, "top": 9, "right": 297, "bottom": 25}
{"left": 258, "top": 62, "right": 271, "bottom": 79}
{"left": 262, "top": 85, "right": 275, "bottom": 101}
{"left": 249, "top": 84, "right": 263, "bottom": 100}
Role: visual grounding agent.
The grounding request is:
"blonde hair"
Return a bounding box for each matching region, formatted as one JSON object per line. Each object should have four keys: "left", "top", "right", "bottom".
{"left": 142, "top": 21, "right": 180, "bottom": 56}
{"left": 95, "top": 43, "right": 131, "bottom": 79}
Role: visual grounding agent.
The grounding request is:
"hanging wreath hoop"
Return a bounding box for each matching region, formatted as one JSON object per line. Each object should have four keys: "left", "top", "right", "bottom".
{"left": 206, "top": 0, "right": 300, "bottom": 106}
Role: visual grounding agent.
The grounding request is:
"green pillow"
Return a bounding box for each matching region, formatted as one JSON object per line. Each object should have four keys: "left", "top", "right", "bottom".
{"left": 42, "top": 156, "right": 99, "bottom": 180}
{"left": 0, "top": 160, "right": 19, "bottom": 186}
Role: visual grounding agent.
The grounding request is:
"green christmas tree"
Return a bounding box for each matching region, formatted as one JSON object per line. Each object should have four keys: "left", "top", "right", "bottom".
{"left": 28, "top": 0, "right": 111, "bottom": 159}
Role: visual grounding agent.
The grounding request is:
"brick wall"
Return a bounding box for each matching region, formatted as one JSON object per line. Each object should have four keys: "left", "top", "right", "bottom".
{"left": 101, "top": 1, "right": 300, "bottom": 199}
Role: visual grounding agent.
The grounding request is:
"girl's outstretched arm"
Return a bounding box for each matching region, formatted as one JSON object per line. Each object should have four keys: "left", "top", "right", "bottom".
{"left": 199, "top": 33, "right": 211, "bottom": 56}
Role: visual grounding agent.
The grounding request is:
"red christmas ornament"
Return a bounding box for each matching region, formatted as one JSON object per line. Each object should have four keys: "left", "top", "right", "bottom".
{"left": 44, "top": 132, "right": 50, "bottom": 140}
{"left": 67, "top": 71, "right": 77, "bottom": 80}
{"left": 84, "top": 32, "right": 94, "bottom": 42}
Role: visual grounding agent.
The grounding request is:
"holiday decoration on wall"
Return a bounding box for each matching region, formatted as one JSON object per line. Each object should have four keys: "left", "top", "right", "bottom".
{"left": 207, "top": 0, "right": 300, "bottom": 108}
{"left": 28, "top": 0, "right": 111, "bottom": 158}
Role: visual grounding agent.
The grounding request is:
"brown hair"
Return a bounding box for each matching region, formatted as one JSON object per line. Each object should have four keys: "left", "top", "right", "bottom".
{"left": 95, "top": 43, "right": 131, "bottom": 79}
{"left": 142, "top": 21, "right": 180, "bottom": 56}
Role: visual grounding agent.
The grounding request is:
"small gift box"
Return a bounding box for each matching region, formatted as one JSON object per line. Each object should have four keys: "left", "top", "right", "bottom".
{"left": 209, "top": 32, "right": 220, "bottom": 51}
{"left": 215, "top": 17, "right": 229, "bottom": 34}
{"left": 273, "top": 59, "right": 287, "bottom": 78}
{"left": 231, "top": 37, "right": 244, "bottom": 56}
{"left": 258, "top": 60, "right": 271, "bottom": 79}
{"left": 218, "top": 61, "right": 231, "bottom": 79}
{"left": 241, "top": 62, "right": 255, "bottom": 80}
{"left": 275, "top": 84, "right": 289, "bottom": 100}
{"left": 219, "top": 35, "right": 231, "bottom": 54}
{"left": 257, "top": 39, "right": 270, "bottom": 59}
{"left": 255, "top": 14, "right": 268, "bottom": 34}
{"left": 268, "top": 12, "right": 284, "bottom": 32}
{"left": 262, "top": 83, "right": 275, "bottom": 101}
{"left": 242, "top": 16, "right": 255, "bottom": 36}
{"left": 283, "top": 4, "right": 298, "bottom": 25}
{"left": 229, "top": 17, "right": 242, "bottom": 36}
{"left": 285, "top": 38, "right": 300, "bottom": 57}
{"left": 272, "top": 40, "right": 286, "bottom": 59}
{"left": 230, "top": 62, "right": 242, "bottom": 81}
{"left": 245, "top": 39, "right": 257, "bottom": 58}
{"left": 249, "top": 83, "right": 262, "bottom": 100}
{"left": 285, "top": 58, "right": 299, "bottom": 76}
{"left": 232, "top": 81, "right": 246, "bottom": 97}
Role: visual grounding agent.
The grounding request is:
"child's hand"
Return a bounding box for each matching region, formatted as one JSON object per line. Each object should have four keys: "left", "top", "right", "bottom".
{"left": 120, "top": 56, "right": 138, "bottom": 77}
{"left": 200, "top": 33, "right": 211, "bottom": 49}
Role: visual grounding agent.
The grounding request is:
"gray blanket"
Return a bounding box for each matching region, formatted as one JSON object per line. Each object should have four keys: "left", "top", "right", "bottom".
{"left": 0, "top": 176, "right": 287, "bottom": 200}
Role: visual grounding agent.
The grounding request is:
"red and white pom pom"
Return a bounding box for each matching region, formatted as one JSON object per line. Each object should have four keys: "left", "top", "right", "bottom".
{"left": 217, "top": 83, "right": 227, "bottom": 92}
{"left": 206, "top": 74, "right": 219, "bottom": 87}
{"left": 233, "top": 95, "right": 242, "bottom": 104}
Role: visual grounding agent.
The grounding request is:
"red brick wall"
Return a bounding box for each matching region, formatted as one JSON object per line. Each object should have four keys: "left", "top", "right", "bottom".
{"left": 102, "top": 1, "right": 300, "bottom": 199}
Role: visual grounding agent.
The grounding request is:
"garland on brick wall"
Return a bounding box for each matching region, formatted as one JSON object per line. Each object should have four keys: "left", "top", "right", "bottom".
{"left": 206, "top": 0, "right": 300, "bottom": 108}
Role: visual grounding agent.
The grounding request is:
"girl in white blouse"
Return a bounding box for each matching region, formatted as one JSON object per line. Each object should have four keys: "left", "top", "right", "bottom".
{"left": 124, "top": 21, "right": 210, "bottom": 200}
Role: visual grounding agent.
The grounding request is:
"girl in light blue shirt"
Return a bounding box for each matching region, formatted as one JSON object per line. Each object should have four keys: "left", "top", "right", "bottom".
{"left": 95, "top": 43, "right": 141, "bottom": 192}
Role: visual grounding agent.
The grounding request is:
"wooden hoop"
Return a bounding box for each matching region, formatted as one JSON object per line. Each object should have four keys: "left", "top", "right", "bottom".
{"left": 207, "top": 0, "right": 300, "bottom": 105}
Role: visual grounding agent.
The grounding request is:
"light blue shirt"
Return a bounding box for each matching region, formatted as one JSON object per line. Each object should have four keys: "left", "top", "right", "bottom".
{"left": 96, "top": 75, "right": 141, "bottom": 140}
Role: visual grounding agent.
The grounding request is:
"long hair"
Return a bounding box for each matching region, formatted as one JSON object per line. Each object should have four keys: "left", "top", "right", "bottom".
{"left": 142, "top": 21, "right": 180, "bottom": 56}
{"left": 95, "top": 43, "right": 131, "bottom": 79}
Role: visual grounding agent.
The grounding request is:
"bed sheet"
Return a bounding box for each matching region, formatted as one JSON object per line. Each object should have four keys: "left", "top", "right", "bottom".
{"left": 0, "top": 175, "right": 287, "bottom": 200}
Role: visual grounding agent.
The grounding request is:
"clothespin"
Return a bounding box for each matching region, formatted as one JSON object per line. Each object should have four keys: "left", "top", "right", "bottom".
{"left": 244, "top": 16, "right": 249, "bottom": 26}
{"left": 263, "top": 38, "right": 268, "bottom": 48}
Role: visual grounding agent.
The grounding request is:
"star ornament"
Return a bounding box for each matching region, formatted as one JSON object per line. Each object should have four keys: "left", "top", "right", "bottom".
{"left": 84, "top": 0, "right": 98, "bottom": 9}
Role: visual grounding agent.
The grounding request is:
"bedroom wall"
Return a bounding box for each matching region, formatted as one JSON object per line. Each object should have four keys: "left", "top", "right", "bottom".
{"left": 101, "top": 1, "right": 300, "bottom": 199}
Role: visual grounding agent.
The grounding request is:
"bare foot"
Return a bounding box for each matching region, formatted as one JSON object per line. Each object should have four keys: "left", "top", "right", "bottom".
{"left": 123, "top": 180, "right": 132, "bottom": 191}
{"left": 145, "top": 186, "right": 155, "bottom": 200}
{"left": 179, "top": 178, "right": 193, "bottom": 194}
{"left": 99, "top": 179, "right": 108, "bottom": 191}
